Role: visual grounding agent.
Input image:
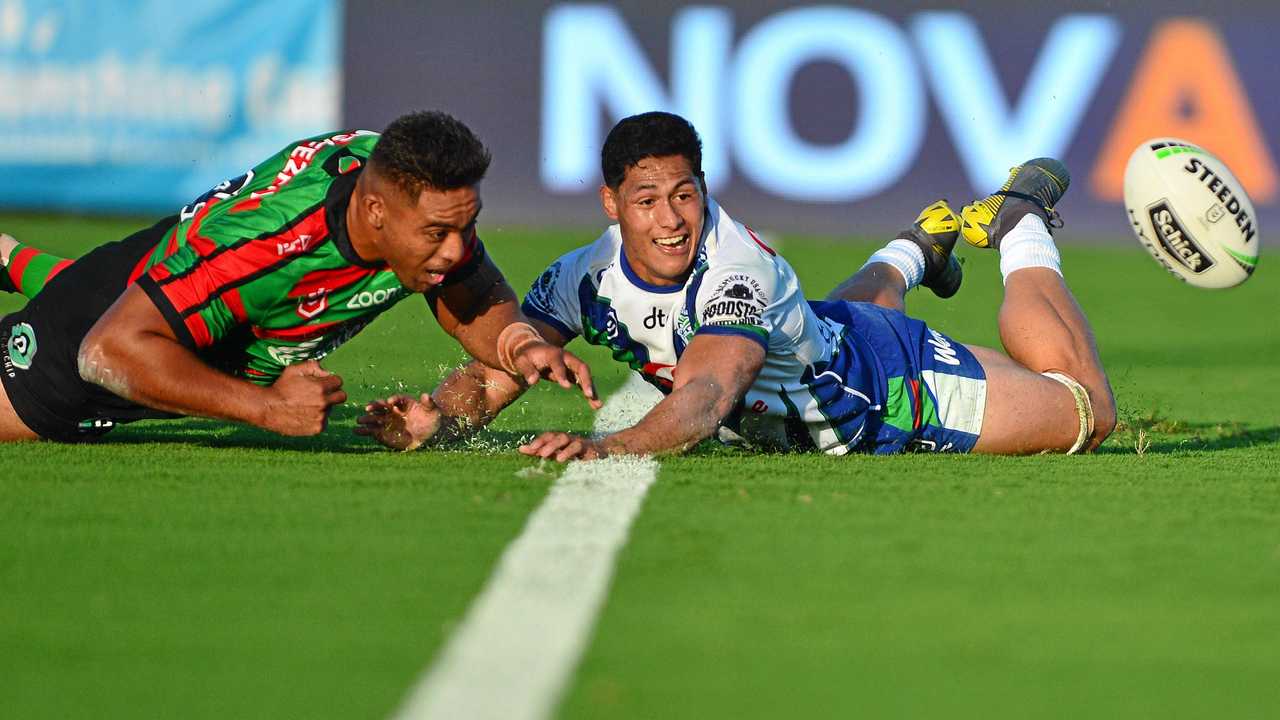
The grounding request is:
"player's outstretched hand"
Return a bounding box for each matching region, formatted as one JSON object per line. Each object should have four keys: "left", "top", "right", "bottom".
{"left": 511, "top": 343, "right": 602, "bottom": 409}
{"left": 519, "top": 431, "right": 608, "bottom": 463}
{"left": 263, "top": 360, "right": 347, "bottom": 436}
{"left": 355, "top": 393, "right": 443, "bottom": 451}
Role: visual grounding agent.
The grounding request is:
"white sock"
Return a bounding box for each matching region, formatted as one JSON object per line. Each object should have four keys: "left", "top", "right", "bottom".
{"left": 999, "top": 213, "right": 1061, "bottom": 284}
{"left": 862, "top": 238, "right": 926, "bottom": 289}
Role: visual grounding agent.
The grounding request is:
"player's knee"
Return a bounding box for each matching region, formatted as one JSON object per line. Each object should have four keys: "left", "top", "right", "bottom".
{"left": 76, "top": 334, "right": 106, "bottom": 384}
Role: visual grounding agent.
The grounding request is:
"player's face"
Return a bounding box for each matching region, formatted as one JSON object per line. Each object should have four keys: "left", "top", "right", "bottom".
{"left": 379, "top": 184, "right": 481, "bottom": 293}
{"left": 602, "top": 155, "right": 706, "bottom": 287}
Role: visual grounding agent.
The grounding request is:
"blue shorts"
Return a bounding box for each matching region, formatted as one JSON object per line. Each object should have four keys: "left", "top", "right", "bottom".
{"left": 809, "top": 301, "right": 987, "bottom": 454}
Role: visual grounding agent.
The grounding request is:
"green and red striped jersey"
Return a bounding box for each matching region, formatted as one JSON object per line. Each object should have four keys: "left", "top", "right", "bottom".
{"left": 133, "top": 130, "right": 484, "bottom": 385}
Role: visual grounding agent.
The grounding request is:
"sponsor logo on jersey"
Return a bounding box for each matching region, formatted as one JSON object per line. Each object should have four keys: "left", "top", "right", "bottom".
{"left": 6, "top": 322, "right": 37, "bottom": 371}
{"left": 267, "top": 318, "right": 373, "bottom": 366}
{"left": 253, "top": 130, "right": 376, "bottom": 200}
{"left": 702, "top": 274, "right": 768, "bottom": 326}
{"left": 525, "top": 261, "right": 562, "bottom": 316}
{"left": 643, "top": 307, "right": 667, "bottom": 329}
{"left": 346, "top": 287, "right": 403, "bottom": 310}
{"left": 927, "top": 328, "right": 961, "bottom": 366}
{"left": 296, "top": 288, "right": 329, "bottom": 319}
{"left": 674, "top": 309, "right": 694, "bottom": 344}
{"left": 1183, "top": 158, "right": 1256, "bottom": 244}
{"left": 277, "top": 234, "right": 313, "bottom": 256}
{"left": 180, "top": 171, "right": 254, "bottom": 221}
{"left": 1147, "top": 200, "right": 1214, "bottom": 273}
{"left": 78, "top": 418, "right": 115, "bottom": 433}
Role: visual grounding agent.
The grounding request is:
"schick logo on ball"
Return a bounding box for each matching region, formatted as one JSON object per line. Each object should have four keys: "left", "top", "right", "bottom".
{"left": 1147, "top": 201, "right": 1213, "bottom": 273}
{"left": 7, "top": 322, "right": 37, "bottom": 370}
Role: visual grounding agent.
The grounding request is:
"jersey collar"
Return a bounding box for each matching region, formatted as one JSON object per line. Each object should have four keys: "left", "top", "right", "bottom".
{"left": 615, "top": 203, "right": 715, "bottom": 295}
{"left": 326, "top": 169, "right": 385, "bottom": 270}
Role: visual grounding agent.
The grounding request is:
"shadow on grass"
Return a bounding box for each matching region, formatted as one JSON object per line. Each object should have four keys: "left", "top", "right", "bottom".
{"left": 1102, "top": 413, "right": 1280, "bottom": 455}
{"left": 105, "top": 408, "right": 540, "bottom": 454}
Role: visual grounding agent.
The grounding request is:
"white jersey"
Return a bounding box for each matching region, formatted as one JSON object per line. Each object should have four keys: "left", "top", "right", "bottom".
{"left": 522, "top": 200, "right": 886, "bottom": 455}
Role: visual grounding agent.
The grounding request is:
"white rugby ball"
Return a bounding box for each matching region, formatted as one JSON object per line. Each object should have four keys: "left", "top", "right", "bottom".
{"left": 1124, "top": 137, "right": 1260, "bottom": 288}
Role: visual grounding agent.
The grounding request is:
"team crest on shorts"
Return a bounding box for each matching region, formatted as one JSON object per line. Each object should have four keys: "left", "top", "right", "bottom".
{"left": 7, "top": 322, "right": 37, "bottom": 370}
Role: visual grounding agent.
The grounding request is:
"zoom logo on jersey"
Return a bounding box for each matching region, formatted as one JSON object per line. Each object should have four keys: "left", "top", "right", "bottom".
{"left": 1147, "top": 201, "right": 1213, "bottom": 273}
{"left": 346, "top": 287, "right": 403, "bottom": 309}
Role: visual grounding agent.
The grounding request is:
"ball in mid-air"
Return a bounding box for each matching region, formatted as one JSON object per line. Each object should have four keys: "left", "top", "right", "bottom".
{"left": 1123, "top": 138, "right": 1260, "bottom": 288}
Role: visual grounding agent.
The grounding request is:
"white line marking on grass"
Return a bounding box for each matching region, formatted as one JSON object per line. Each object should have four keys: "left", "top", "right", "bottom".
{"left": 391, "top": 375, "right": 662, "bottom": 720}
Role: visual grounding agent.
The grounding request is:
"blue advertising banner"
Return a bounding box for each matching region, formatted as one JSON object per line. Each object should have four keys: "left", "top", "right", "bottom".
{"left": 0, "top": 0, "right": 339, "bottom": 212}
{"left": 345, "top": 1, "right": 1280, "bottom": 239}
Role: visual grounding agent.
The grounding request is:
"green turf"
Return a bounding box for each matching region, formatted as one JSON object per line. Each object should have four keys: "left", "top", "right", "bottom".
{"left": 0, "top": 214, "right": 1277, "bottom": 719}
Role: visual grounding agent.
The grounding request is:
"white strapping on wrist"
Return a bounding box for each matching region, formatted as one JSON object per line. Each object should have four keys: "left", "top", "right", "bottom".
{"left": 496, "top": 321, "right": 546, "bottom": 375}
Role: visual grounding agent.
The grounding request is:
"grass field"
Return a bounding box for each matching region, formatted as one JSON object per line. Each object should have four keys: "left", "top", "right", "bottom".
{"left": 1, "top": 213, "right": 1277, "bottom": 719}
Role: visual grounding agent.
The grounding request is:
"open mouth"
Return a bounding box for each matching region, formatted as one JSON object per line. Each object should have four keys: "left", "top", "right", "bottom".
{"left": 652, "top": 234, "right": 689, "bottom": 253}
{"left": 422, "top": 269, "right": 450, "bottom": 286}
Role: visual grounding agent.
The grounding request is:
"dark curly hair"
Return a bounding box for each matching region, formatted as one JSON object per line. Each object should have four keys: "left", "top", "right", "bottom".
{"left": 369, "top": 111, "right": 492, "bottom": 197}
{"left": 601, "top": 111, "right": 704, "bottom": 189}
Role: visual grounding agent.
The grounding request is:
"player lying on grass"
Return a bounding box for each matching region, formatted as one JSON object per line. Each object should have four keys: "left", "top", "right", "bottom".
{"left": 357, "top": 111, "right": 1116, "bottom": 459}
{"left": 0, "top": 111, "right": 597, "bottom": 443}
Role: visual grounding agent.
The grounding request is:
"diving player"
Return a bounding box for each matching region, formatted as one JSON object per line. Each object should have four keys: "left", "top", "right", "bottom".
{"left": 0, "top": 111, "right": 597, "bottom": 442}
{"left": 358, "top": 111, "right": 1117, "bottom": 458}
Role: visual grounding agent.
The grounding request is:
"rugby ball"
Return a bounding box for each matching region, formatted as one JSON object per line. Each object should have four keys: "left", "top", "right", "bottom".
{"left": 1124, "top": 138, "right": 1260, "bottom": 288}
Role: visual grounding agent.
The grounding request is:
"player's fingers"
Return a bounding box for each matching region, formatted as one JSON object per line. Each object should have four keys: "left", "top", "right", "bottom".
{"left": 539, "top": 433, "right": 579, "bottom": 460}
{"left": 554, "top": 438, "right": 585, "bottom": 463}
{"left": 297, "top": 359, "right": 329, "bottom": 377}
{"left": 354, "top": 424, "right": 384, "bottom": 437}
{"left": 564, "top": 354, "right": 601, "bottom": 409}
{"left": 519, "top": 431, "right": 553, "bottom": 450}
{"left": 388, "top": 394, "right": 417, "bottom": 411}
{"left": 517, "top": 435, "right": 547, "bottom": 455}
{"left": 519, "top": 432, "right": 560, "bottom": 456}
{"left": 313, "top": 374, "right": 342, "bottom": 394}
{"left": 364, "top": 397, "right": 392, "bottom": 413}
{"left": 419, "top": 392, "right": 437, "bottom": 409}
{"left": 326, "top": 389, "right": 348, "bottom": 407}
{"left": 539, "top": 351, "right": 573, "bottom": 389}
{"left": 511, "top": 354, "right": 540, "bottom": 386}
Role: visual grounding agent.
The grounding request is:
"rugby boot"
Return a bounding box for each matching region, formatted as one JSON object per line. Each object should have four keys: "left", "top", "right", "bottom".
{"left": 898, "top": 199, "right": 963, "bottom": 299}
{"left": 960, "top": 158, "right": 1070, "bottom": 249}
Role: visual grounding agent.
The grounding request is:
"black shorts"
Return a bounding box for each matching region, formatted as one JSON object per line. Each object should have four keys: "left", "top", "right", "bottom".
{"left": 0, "top": 217, "right": 180, "bottom": 442}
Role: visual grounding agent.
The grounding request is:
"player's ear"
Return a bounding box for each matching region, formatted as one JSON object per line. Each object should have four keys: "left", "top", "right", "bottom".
{"left": 599, "top": 184, "right": 619, "bottom": 221}
{"left": 364, "top": 191, "right": 385, "bottom": 230}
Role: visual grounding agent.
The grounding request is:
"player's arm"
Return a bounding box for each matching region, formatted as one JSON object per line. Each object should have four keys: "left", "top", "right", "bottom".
{"left": 427, "top": 254, "right": 597, "bottom": 401}
{"left": 355, "top": 253, "right": 597, "bottom": 451}
{"left": 519, "top": 333, "right": 766, "bottom": 462}
{"left": 77, "top": 284, "right": 345, "bottom": 436}
{"left": 355, "top": 319, "right": 576, "bottom": 450}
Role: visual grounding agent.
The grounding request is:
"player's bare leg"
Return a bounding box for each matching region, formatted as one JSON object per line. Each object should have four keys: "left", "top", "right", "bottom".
{"left": 826, "top": 200, "right": 963, "bottom": 311}
{"left": 960, "top": 159, "right": 1117, "bottom": 453}
{"left": 0, "top": 383, "right": 39, "bottom": 441}
{"left": 826, "top": 262, "right": 907, "bottom": 310}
